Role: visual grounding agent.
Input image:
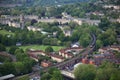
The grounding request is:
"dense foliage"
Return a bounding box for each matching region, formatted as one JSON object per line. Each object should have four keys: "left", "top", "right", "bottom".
{"left": 74, "top": 64, "right": 96, "bottom": 80}
{"left": 41, "top": 67, "right": 64, "bottom": 80}
{"left": 0, "top": 56, "right": 12, "bottom": 62}
{"left": 0, "top": 0, "right": 91, "bottom": 7}
{"left": 0, "top": 44, "right": 6, "bottom": 51}
{"left": 74, "top": 62, "right": 120, "bottom": 80}
{"left": 0, "top": 0, "right": 120, "bottom": 79}
{"left": 45, "top": 46, "right": 54, "bottom": 53}
{"left": 0, "top": 48, "right": 35, "bottom": 76}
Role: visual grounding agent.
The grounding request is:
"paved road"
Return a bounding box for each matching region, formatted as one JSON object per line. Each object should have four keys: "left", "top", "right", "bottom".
{"left": 0, "top": 52, "right": 16, "bottom": 62}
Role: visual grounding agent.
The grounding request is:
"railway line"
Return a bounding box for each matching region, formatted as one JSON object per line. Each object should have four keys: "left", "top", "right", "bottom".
{"left": 43, "top": 33, "right": 96, "bottom": 70}
{"left": 13, "top": 33, "right": 96, "bottom": 80}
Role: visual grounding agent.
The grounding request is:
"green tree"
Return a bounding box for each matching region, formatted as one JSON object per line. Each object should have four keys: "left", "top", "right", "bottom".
{"left": 14, "top": 62, "right": 24, "bottom": 75}
{"left": 110, "top": 71, "right": 120, "bottom": 80}
{"left": 0, "top": 44, "right": 6, "bottom": 51}
{"left": 98, "top": 28, "right": 117, "bottom": 46}
{"left": 9, "top": 46, "right": 19, "bottom": 54}
{"left": 71, "top": 30, "right": 79, "bottom": 42}
{"left": 16, "top": 53, "right": 28, "bottom": 61}
{"left": 41, "top": 67, "right": 64, "bottom": 80}
{"left": 45, "top": 46, "right": 54, "bottom": 53}
{"left": 0, "top": 55, "right": 12, "bottom": 62}
{"left": 50, "top": 38, "right": 58, "bottom": 46}
{"left": 41, "top": 73, "right": 51, "bottom": 80}
{"left": 17, "top": 75, "right": 29, "bottom": 80}
{"left": 22, "top": 61, "right": 32, "bottom": 73}
{"left": 0, "top": 34, "right": 3, "bottom": 43}
{"left": 48, "top": 67, "right": 59, "bottom": 74}
{"left": 74, "top": 64, "right": 96, "bottom": 80}
{"left": 64, "top": 41, "right": 71, "bottom": 47}
{"left": 58, "top": 33, "right": 66, "bottom": 42}
{"left": 95, "top": 61, "right": 119, "bottom": 80}
{"left": 99, "top": 17, "right": 110, "bottom": 30}
{"left": 79, "top": 33, "right": 91, "bottom": 47}
{"left": 14, "top": 49, "right": 24, "bottom": 55}
{"left": 1, "top": 35, "right": 15, "bottom": 46}
{"left": 0, "top": 62, "right": 16, "bottom": 76}
{"left": 42, "top": 38, "right": 51, "bottom": 45}
{"left": 50, "top": 71, "right": 64, "bottom": 80}
{"left": 96, "top": 40, "right": 103, "bottom": 49}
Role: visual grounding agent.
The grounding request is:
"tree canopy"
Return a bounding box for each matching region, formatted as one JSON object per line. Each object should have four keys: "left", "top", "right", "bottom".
{"left": 74, "top": 64, "right": 96, "bottom": 80}
{"left": 74, "top": 62, "right": 120, "bottom": 80}
{"left": 41, "top": 67, "right": 64, "bottom": 80}
{"left": 45, "top": 46, "right": 54, "bottom": 53}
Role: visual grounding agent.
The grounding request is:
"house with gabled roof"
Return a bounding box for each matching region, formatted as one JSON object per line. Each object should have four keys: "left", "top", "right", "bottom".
{"left": 50, "top": 54, "right": 64, "bottom": 62}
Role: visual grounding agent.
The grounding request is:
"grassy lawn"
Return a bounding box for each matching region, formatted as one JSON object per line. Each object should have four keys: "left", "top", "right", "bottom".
{"left": 19, "top": 45, "right": 64, "bottom": 51}
{"left": 0, "top": 30, "right": 14, "bottom": 36}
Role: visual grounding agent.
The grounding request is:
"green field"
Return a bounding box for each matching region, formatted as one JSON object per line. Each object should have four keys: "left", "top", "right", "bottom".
{"left": 19, "top": 45, "right": 64, "bottom": 51}
{"left": 0, "top": 30, "right": 14, "bottom": 36}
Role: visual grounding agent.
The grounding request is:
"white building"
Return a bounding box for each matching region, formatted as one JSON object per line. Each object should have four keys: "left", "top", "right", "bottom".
{"left": 104, "top": 5, "right": 120, "bottom": 10}
{"left": 8, "top": 21, "right": 20, "bottom": 28}
{"left": 27, "top": 26, "right": 41, "bottom": 32}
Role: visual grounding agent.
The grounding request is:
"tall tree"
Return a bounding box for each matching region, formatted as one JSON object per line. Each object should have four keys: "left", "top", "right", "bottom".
{"left": 50, "top": 71, "right": 64, "bottom": 80}
{"left": 14, "top": 62, "right": 24, "bottom": 75}
{"left": 95, "top": 61, "right": 120, "bottom": 80}
{"left": 96, "top": 40, "right": 103, "bottom": 49}
{"left": 0, "top": 62, "right": 16, "bottom": 76}
{"left": 41, "top": 73, "right": 51, "bottom": 80}
{"left": 0, "top": 44, "right": 6, "bottom": 51}
{"left": 99, "top": 17, "right": 110, "bottom": 30}
{"left": 9, "top": 46, "right": 19, "bottom": 54}
{"left": 14, "top": 49, "right": 24, "bottom": 55}
{"left": 74, "top": 64, "right": 96, "bottom": 80}
{"left": 45, "top": 46, "right": 54, "bottom": 53}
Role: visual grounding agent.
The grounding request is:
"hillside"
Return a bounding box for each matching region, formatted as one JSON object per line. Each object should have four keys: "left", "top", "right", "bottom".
{"left": 34, "top": 0, "right": 89, "bottom": 6}
{"left": 0, "top": 0, "right": 96, "bottom": 7}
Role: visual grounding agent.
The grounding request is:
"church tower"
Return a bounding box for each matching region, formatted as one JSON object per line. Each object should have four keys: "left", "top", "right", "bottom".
{"left": 20, "top": 14, "right": 25, "bottom": 30}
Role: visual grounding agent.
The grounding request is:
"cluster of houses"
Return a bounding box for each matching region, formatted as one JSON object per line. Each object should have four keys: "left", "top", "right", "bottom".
{"left": 62, "top": 12, "right": 101, "bottom": 26}
{"left": 81, "top": 45, "right": 120, "bottom": 66}
{"left": 103, "top": 5, "right": 120, "bottom": 10}
{"left": 27, "top": 47, "right": 84, "bottom": 68}
{"left": 27, "top": 45, "right": 120, "bottom": 68}
{"left": 81, "top": 58, "right": 95, "bottom": 65}
{"left": 96, "top": 45, "right": 120, "bottom": 64}
{"left": 27, "top": 26, "right": 42, "bottom": 32}
{"left": 73, "top": 58, "right": 95, "bottom": 69}
{"left": 0, "top": 15, "right": 25, "bottom": 29}
{"left": 0, "top": 15, "right": 39, "bottom": 29}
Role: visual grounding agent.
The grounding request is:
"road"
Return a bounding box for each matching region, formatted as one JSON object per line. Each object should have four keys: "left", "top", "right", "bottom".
{"left": 0, "top": 52, "right": 16, "bottom": 62}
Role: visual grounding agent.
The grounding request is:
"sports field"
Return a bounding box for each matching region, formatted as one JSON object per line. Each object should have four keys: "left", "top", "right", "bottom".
{"left": 19, "top": 45, "right": 64, "bottom": 51}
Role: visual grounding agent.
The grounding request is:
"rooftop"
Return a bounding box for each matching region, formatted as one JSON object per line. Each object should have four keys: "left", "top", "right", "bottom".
{"left": 0, "top": 74, "right": 15, "bottom": 80}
